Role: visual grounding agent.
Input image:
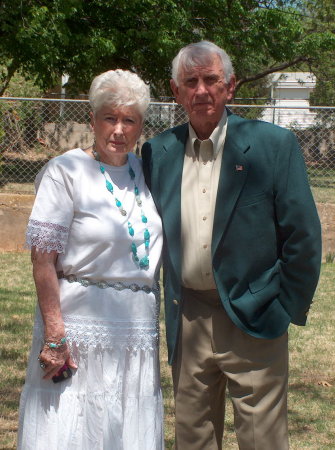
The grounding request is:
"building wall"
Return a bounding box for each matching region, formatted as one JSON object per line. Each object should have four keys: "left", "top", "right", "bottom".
{"left": 262, "top": 72, "right": 317, "bottom": 128}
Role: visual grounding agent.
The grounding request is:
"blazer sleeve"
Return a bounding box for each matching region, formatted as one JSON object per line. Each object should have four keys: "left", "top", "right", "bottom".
{"left": 274, "top": 130, "right": 322, "bottom": 325}
{"left": 141, "top": 142, "right": 152, "bottom": 191}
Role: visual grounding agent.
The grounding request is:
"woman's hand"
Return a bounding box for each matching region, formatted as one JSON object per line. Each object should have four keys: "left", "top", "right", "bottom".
{"left": 39, "top": 343, "right": 77, "bottom": 380}
{"left": 31, "top": 247, "right": 77, "bottom": 379}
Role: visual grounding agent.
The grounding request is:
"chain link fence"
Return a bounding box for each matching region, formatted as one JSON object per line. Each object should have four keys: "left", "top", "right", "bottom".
{"left": 0, "top": 97, "right": 334, "bottom": 204}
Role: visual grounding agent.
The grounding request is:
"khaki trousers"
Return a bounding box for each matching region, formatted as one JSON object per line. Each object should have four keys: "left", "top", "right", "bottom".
{"left": 172, "top": 288, "right": 289, "bottom": 450}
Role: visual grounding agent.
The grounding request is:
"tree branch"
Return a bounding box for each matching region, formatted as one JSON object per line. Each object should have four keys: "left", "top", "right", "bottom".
{"left": 235, "top": 56, "right": 309, "bottom": 92}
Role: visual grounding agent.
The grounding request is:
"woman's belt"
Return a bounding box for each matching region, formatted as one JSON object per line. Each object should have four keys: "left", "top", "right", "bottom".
{"left": 57, "top": 271, "right": 160, "bottom": 295}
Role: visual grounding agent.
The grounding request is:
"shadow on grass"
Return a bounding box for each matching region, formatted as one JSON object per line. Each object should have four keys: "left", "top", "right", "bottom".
{"left": 289, "top": 380, "right": 334, "bottom": 400}
{"left": 288, "top": 381, "right": 334, "bottom": 437}
{"left": 0, "top": 384, "right": 24, "bottom": 411}
{"left": 1, "top": 287, "right": 35, "bottom": 312}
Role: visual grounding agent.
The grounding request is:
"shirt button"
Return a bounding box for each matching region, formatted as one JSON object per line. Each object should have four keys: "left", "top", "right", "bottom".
{"left": 202, "top": 188, "right": 206, "bottom": 193}
{"left": 203, "top": 244, "right": 208, "bottom": 249}
{"left": 205, "top": 272, "right": 210, "bottom": 276}
{"left": 203, "top": 216, "right": 207, "bottom": 221}
{"left": 173, "top": 299, "right": 179, "bottom": 305}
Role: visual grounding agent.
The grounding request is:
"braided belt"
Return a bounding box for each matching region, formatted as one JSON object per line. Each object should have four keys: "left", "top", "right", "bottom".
{"left": 57, "top": 272, "right": 160, "bottom": 295}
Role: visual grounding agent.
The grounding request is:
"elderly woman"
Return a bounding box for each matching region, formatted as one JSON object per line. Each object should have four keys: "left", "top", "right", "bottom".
{"left": 18, "top": 70, "right": 164, "bottom": 449}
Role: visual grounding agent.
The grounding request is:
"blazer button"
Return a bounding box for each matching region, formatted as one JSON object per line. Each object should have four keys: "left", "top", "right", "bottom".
{"left": 173, "top": 299, "right": 179, "bottom": 305}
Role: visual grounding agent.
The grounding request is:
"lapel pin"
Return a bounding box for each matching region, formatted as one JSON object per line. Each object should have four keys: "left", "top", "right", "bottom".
{"left": 235, "top": 165, "right": 244, "bottom": 171}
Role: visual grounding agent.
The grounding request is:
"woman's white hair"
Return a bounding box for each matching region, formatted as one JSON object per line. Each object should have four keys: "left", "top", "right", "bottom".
{"left": 171, "top": 41, "right": 234, "bottom": 85}
{"left": 89, "top": 69, "right": 150, "bottom": 118}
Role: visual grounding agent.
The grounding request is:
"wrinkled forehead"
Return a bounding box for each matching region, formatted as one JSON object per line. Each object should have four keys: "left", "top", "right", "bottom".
{"left": 179, "top": 54, "right": 225, "bottom": 78}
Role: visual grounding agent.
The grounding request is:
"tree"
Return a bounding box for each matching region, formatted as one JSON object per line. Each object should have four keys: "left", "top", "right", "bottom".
{"left": 0, "top": 0, "right": 334, "bottom": 97}
{"left": 0, "top": 0, "right": 189, "bottom": 95}
{"left": 306, "top": 0, "right": 335, "bottom": 107}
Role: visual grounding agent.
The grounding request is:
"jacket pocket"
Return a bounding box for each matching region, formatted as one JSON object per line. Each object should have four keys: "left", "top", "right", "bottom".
{"left": 249, "top": 260, "right": 281, "bottom": 294}
{"left": 229, "top": 262, "right": 282, "bottom": 326}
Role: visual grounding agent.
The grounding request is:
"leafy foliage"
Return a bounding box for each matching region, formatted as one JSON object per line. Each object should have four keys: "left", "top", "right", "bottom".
{"left": 0, "top": 0, "right": 334, "bottom": 97}
{"left": 307, "top": 0, "right": 335, "bottom": 107}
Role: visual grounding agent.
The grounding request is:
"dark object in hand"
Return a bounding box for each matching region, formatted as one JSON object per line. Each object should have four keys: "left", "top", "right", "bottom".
{"left": 52, "top": 364, "right": 72, "bottom": 383}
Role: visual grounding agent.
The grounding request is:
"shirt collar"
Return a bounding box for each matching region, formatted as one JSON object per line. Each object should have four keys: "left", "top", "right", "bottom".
{"left": 188, "top": 109, "right": 228, "bottom": 159}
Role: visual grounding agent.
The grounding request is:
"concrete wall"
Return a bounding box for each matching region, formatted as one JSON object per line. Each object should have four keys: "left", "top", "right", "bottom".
{"left": 42, "top": 122, "right": 94, "bottom": 152}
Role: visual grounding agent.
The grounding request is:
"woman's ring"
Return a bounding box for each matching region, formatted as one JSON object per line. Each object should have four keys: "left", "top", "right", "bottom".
{"left": 38, "top": 356, "right": 47, "bottom": 369}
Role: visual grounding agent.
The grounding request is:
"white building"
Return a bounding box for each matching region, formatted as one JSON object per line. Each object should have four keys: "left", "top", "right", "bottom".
{"left": 262, "top": 72, "right": 317, "bottom": 128}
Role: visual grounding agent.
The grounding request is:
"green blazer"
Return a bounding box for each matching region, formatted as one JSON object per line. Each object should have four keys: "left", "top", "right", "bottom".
{"left": 142, "top": 110, "right": 322, "bottom": 364}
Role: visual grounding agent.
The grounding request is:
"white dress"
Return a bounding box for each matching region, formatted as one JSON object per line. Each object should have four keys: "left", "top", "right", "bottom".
{"left": 18, "top": 149, "right": 164, "bottom": 450}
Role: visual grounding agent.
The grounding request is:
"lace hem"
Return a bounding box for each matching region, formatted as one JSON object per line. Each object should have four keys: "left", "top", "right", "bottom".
{"left": 26, "top": 219, "right": 69, "bottom": 253}
{"left": 34, "top": 315, "right": 159, "bottom": 351}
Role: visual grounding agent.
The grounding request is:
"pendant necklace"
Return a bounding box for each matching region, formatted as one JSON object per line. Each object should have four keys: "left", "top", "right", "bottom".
{"left": 93, "top": 150, "right": 150, "bottom": 269}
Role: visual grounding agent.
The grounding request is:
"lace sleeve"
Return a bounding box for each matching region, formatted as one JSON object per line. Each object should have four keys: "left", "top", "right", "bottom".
{"left": 26, "top": 219, "right": 69, "bottom": 253}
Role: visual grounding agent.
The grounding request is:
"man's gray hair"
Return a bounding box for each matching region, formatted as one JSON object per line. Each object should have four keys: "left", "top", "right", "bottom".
{"left": 89, "top": 69, "right": 150, "bottom": 118}
{"left": 171, "top": 41, "right": 234, "bottom": 85}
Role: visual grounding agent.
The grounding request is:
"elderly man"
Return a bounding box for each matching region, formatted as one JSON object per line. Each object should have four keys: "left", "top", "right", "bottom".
{"left": 142, "top": 41, "right": 321, "bottom": 450}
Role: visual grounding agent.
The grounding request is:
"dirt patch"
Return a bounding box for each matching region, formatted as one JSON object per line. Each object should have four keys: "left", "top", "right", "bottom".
{"left": 1, "top": 194, "right": 334, "bottom": 259}
{"left": 0, "top": 194, "right": 33, "bottom": 252}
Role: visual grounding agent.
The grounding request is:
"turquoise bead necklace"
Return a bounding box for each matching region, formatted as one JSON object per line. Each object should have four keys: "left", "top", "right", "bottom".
{"left": 94, "top": 151, "right": 150, "bottom": 269}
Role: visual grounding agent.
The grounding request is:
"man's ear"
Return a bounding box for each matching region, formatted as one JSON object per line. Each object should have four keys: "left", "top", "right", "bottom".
{"left": 227, "top": 74, "right": 236, "bottom": 102}
{"left": 170, "top": 79, "right": 180, "bottom": 102}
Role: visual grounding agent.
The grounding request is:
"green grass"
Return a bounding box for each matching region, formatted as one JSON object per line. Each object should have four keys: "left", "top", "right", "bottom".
{"left": 311, "top": 186, "right": 335, "bottom": 204}
{"left": 308, "top": 167, "right": 335, "bottom": 204}
{"left": 0, "top": 253, "right": 334, "bottom": 449}
{"left": 0, "top": 253, "right": 35, "bottom": 449}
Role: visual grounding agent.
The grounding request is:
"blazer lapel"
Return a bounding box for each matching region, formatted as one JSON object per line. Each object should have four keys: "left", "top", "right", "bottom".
{"left": 158, "top": 125, "right": 188, "bottom": 279}
{"left": 212, "top": 114, "right": 250, "bottom": 257}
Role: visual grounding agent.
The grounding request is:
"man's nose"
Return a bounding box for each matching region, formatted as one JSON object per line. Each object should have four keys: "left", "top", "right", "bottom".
{"left": 195, "top": 80, "right": 208, "bottom": 95}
